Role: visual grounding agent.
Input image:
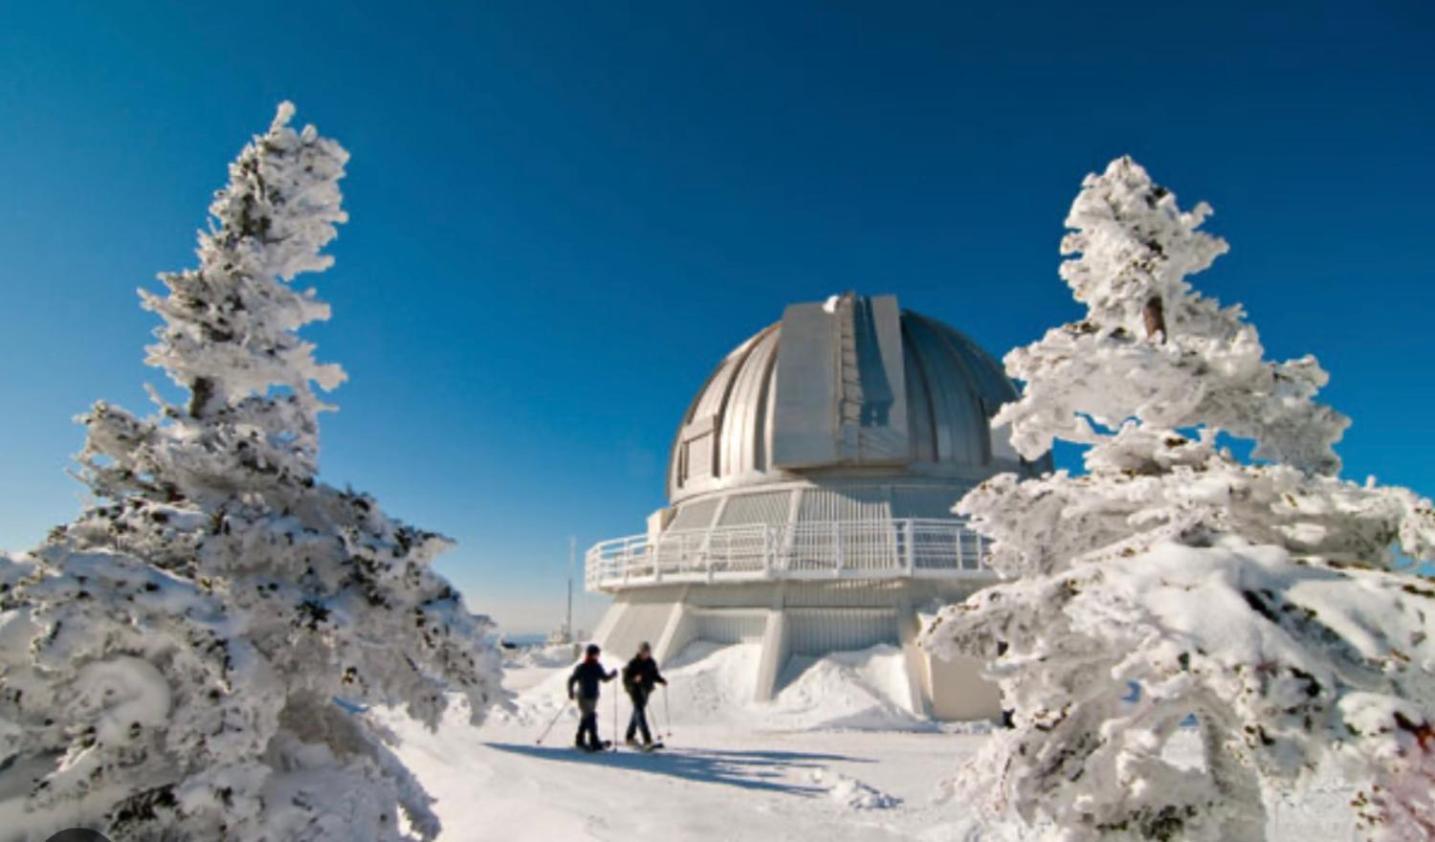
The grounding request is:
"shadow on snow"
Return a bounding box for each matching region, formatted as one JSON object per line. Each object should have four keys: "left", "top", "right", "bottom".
{"left": 485, "top": 742, "right": 872, "bottom": 796}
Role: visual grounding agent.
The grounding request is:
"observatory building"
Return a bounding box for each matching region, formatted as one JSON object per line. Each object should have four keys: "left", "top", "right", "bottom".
{"left": 585, "top": 293, "right": 1046, "bottom": 720}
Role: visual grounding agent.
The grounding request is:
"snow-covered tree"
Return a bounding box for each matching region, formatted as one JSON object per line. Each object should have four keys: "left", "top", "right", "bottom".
{"left": 922, "top": 157, "right": 1435, "bottom": 841}
{"left": 0, "top": 103, "right": 503, "bottom": 841}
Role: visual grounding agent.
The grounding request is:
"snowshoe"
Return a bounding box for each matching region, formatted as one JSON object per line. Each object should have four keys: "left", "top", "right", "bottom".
{"left": 640, "top": 741, "right": 664, "bottom": 752}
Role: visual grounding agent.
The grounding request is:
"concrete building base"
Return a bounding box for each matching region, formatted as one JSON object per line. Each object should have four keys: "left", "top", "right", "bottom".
{"left": 593, "top": 579, "right": 1000, "bottom": 721}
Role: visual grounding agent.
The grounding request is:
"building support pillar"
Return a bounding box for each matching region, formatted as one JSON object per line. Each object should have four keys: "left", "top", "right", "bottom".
{"left": 653, "top": 586, "right": 694, "bottom": 664}
{"left": 753, "top": 584, "right": 789, "bottom": 703}
{"left": 591, "top": 596, "right": 627, "bottom": 650}
{"left": 896, "top": 599, "right": 932, "bottom": 716}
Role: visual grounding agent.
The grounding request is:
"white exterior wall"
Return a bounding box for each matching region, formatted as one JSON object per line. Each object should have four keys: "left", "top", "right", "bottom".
{"left": 593, "top": 579, "right": 1001, "bottom": 720}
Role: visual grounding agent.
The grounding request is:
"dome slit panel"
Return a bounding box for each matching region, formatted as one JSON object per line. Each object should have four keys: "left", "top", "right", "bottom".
{"left": 840, "top": 295, "right": 910, "bottom": 464}
{"left": 900, "top": 320, "right": 940, "bottom": 463}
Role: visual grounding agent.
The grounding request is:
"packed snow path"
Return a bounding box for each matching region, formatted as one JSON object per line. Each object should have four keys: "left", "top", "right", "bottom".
{"left": 390, "top": 711, "right": 978, "bottom": 841}
{"left": 383, "top": 645, "right": 1360, "bottom": 841}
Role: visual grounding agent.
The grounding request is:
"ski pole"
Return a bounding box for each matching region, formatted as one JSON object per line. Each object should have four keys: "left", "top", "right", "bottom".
{"left": 611, "top": 684, "right": 619, "bottom": 751}
{"left": 535, "top": 700, "right": 568, "bottom": 745}
{"left": 663, "top": 683, "right": 673, "bottom": 738}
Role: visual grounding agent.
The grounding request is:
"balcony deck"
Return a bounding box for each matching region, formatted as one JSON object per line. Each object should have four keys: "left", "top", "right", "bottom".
{"left": 585, "top": 518, "right": 995, "bottom": 592}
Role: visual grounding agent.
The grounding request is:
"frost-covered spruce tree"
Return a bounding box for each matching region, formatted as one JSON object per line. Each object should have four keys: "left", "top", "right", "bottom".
{"left": 0, "top": 103, "right": 503, "bottom": 841}
{"left": 921, "top": 157, "right": 1435, "bottom": 841}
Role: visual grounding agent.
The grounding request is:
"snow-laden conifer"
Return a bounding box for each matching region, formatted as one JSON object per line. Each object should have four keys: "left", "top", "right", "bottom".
{"left": 922, "top": 157, "right": 1435, "bottom": 841}
{"left": 0, "top": 103, "right": 503, "bottom": 841}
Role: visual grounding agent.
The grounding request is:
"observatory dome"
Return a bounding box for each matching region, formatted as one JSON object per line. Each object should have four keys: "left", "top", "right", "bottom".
{"left": 666, "top": 293, "right": 1031, "bottom": 515}
{"left": 587, "top": 293, "right": 1046, "bottom": 720}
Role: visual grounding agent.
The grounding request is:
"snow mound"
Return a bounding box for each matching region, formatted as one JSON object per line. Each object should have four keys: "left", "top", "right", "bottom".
{"left": 810, "top": 769, "right": 901, "bottom": 810}
{"left": 658, "top": 641, "right": 926, "bottom": 731}
{"left": 767, "top": 646, "right": 925, "bottom": 731}
{"left": 659, "top": 641, "right": 760, "bottom": 722}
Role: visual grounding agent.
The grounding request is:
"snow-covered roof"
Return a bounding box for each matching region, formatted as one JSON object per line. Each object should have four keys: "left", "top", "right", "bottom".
{"left": 668, "top": 293, "right": 1030, "bottom": 504}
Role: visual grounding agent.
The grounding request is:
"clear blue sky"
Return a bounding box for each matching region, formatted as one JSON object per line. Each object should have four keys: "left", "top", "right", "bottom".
{"left": 2, "top": 2, "right": 1432, "bottom": 635}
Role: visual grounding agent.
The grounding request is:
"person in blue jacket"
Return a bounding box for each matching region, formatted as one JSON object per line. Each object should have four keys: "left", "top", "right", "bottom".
{"left": 567, "top": 643, "right": 617, "bottom": 751}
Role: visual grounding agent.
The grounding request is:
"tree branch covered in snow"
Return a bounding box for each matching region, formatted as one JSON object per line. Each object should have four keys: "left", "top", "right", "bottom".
{"left": 922, "top": 157, "right": 1435, "bottom": 841}
{"left": 0, "top": 104, "right": 504, "bottom": 841}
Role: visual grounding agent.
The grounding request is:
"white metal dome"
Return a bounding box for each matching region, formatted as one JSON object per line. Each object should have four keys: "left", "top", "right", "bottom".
{"left": 667, "top": 292, "right": 1028, "bottom": 505}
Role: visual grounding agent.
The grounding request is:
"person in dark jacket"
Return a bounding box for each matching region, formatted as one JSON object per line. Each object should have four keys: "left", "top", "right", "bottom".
{"left": 621, "top": 641, "right": 667, "bottom": 747}
{"left": 567, "top": 643, "right": 617, "bottom": 751}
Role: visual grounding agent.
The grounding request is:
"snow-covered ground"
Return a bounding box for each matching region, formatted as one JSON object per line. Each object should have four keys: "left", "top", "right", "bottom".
{"left": 392, "top": 711, "right": 979, "bottom": 841}
{"left": 390, "top": 643, "right": 1360, "bottom": 841}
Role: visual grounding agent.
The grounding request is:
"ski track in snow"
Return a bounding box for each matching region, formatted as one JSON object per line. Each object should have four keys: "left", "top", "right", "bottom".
{"left": 388, "top": 644, "right": 1359, "bottom": 841}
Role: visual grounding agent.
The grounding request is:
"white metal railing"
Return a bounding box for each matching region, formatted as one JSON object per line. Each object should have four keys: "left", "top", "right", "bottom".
{"left": 584, "top": 518, "right": 993, "bottom": 592}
